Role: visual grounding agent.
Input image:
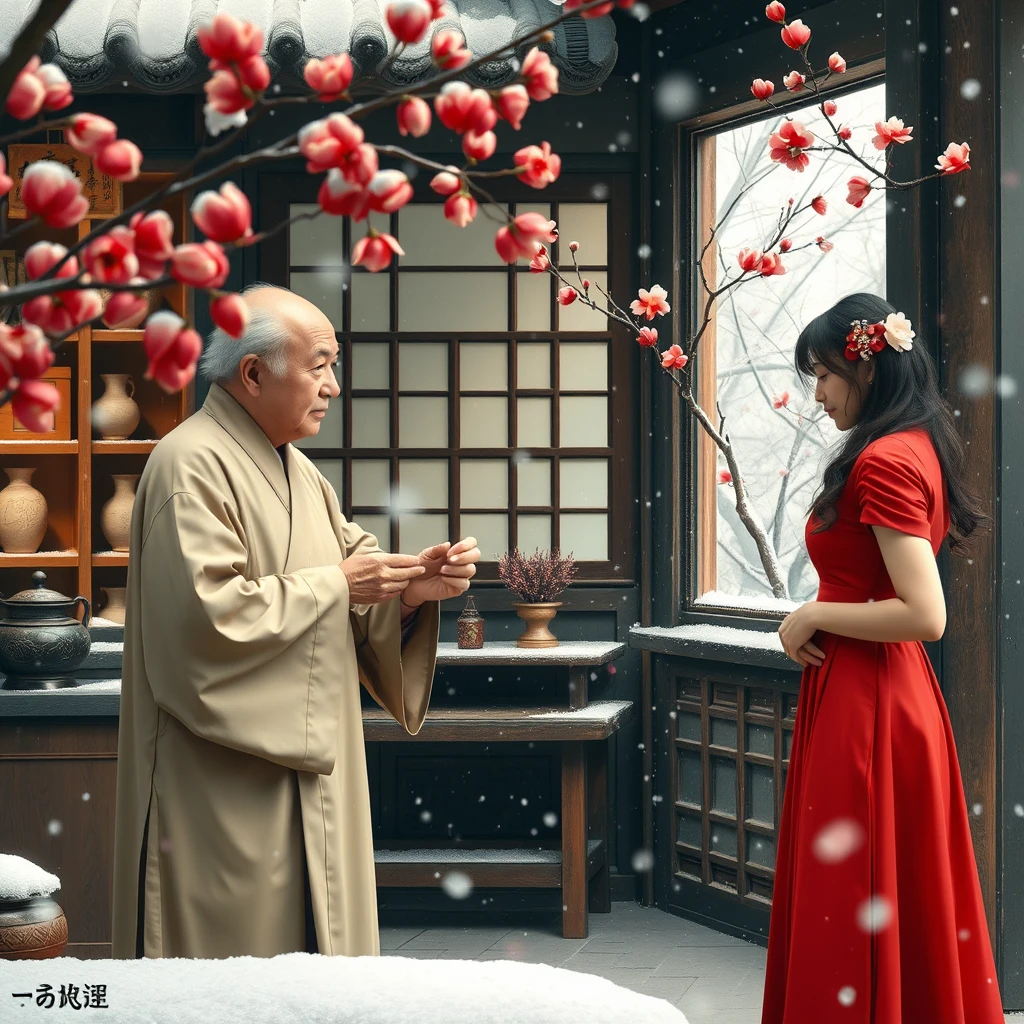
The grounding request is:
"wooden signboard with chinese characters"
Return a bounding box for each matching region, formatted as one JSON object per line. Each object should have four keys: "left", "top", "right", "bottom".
{"left": 6, "top": 143, "right": 121, "bottom": 219}
{"left": 0, "top": 366, "right": 72, "bottom": 440}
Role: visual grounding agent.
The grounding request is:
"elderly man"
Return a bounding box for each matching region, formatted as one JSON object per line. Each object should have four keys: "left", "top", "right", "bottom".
{"left": 111, "top": 284, "right": 479, "bottom": 959}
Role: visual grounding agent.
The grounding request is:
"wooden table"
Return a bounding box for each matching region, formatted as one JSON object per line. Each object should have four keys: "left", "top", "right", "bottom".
{"left": 365, "top": 700, "right": 634, "bottom": 939}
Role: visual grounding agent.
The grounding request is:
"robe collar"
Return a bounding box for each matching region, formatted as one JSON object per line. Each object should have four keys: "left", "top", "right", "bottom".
{"left": 202, "top": 384, "right": 291, "bottom": 512}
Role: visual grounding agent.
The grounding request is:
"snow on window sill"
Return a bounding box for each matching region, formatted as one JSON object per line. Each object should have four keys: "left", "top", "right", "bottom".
{"left": 629, "top": 623, "right": 798, "bottom": 673}
{"left": 692, "top": 590, "right": 800, "bottom": 616}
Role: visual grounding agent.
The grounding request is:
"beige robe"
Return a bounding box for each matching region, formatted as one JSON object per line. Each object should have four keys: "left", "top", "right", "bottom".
{"left": 111, "top": 384, "right": 439, "bottom": 959}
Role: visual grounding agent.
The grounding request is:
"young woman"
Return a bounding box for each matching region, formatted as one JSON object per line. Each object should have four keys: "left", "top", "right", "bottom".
{"left": 761, "top": 293, "right": 1004, "bottom": 1023}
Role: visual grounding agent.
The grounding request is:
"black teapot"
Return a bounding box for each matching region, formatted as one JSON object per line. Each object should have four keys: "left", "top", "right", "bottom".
{"left": 0, "top": 572, "right": 91, "bottom": 690}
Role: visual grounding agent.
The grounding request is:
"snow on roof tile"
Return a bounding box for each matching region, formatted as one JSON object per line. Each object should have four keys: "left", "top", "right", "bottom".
{"left": 4, "top": 0, "right": 616, "bottom": 94}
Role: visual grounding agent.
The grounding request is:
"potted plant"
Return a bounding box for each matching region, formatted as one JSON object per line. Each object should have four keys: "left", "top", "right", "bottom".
{"left": 497, "top": 548, "right": 577, "bottom": 648}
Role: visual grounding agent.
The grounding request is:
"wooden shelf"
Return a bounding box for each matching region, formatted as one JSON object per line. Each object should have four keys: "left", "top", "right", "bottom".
{"left": 92, "top": 440, "right": 157, "bottom": 454}
{"left": 92, "top": 330, "right": 144, "bottom": 343}
{"left": 0, "top": 550, "right": 79, "bottom": 566}
{"left": 92, "top": 551, "right": 129, "bottom": 566}
{"left": 0, "top": 440, "right": 78, "bottom": 455}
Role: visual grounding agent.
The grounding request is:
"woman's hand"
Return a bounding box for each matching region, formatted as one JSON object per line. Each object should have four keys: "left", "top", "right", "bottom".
{"left": 779, "top": 602, "right": 827, "bottom": 668}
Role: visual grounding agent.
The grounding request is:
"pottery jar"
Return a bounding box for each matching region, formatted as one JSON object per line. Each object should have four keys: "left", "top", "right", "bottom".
{"left": 99, "top": 586, "right": 126, "bottom": 624}
{"left": 0, "top": 571, "right": 91, "bottom": 690}
{"left": 91, "top": 374, "right": 140, "bottom": 440}
{"left": 0, "top": 897, "right": 68, "bottom": 959}
{"left": 101, "top": 474, "right": 139, "bottom": 551}
{"left": 0, "top": 468, "right": 47, "bottom": 554}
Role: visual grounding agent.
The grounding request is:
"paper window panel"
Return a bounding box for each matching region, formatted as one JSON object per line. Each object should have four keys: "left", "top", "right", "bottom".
{"left": 399, "top": 273, "right": 507, "bottom": 332}
{"left": 351, "top": 398, "right": 390, "bottom": 448}
{"left": 556, "top": 203, "right": 608, "bottom": 266}
{"left": 351, "top": 459, "right": 391, "bottom": 507}
{"left": 517, "top": 398, "right": 551, "bottom": 447}
{"left": 460, "top": 342, "right": 508, "bottom": 391}
{"left": 559, "top": 396, "right": 608, "bottom": 448}
{"left": 355, "top": 514, "right": 392, "bottom": 552}
{"left": 399, "top": 513, "right": 449, "bottom": 554}
{"left": 460, "top": 513, "right": 509, "bottom": 562}
{"left": 399, "top": 342, "right": 449, "bottom": 392}
{"left": 397, "top": 459, "right": 449, "bottom": 509}
{"left": 516, "top": 272, "right": 552, "bottom": 332}
{"left": 557, "top": 271, "right": 608, "bottom": 331}
{"left": 351, "top": 272, "right": 390, "bottom": 331}
{"left": 399, "top": 396, "right": 448, "bottom": 448}
{"left": 517, "top": 514, "right": 551, "bottom": 553}
{"left": 289, "top": 204, "right": 344, "bottom": 266}
{"left": 460, "top": 459, "right": 508, "bottom": 509}
{"left": 559, "top": 512, "right": 608, "bottom": 560}
{"left": 516, "top": 342, "right": 551, "bottom": 389}
{"left": 398, "top": 203, "right": 508, "bottom": 266}
{"left": 460, "top": 397, "right": 508, "bottom": 448}
{"left": 559, "top": 341, "right": 608, "bottom": 391}
{"left": 559, "top": 459, "right": 608, "bottom": 508}
{"left": 516, "top": 457, "right": 551, "bottom": 506}
{"left": 351, "top": 342, "right": 390, "bottom": 390}
{"left": 290, "top": 270, "right": 344, "bottom": 329}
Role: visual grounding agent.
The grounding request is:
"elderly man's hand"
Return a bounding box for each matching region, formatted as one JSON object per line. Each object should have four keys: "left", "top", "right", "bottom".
{"left": 401, "top": 538, "right": 481, "bottom": 608}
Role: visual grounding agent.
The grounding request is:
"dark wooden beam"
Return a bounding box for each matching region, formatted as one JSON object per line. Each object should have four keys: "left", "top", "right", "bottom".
{"left": 933, "top": 0, "right": 999, "bottom": 940}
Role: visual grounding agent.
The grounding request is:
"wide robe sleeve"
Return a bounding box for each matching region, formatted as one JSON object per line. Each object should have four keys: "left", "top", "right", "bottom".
{"left": 319, "top": 476, "right": 439, "bottom": 736}
{"left": 139, "top": 490, "right": 352, "bottom": 775}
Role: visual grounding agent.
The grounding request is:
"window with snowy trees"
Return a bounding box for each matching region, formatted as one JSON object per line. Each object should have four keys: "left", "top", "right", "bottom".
{"left": 690, "top": 80, "right": 887, "bottom": 614}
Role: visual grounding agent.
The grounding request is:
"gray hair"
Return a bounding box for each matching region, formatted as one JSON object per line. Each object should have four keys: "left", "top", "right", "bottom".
{"left": 198, "top": 283, "right": 290, "bottom": 385}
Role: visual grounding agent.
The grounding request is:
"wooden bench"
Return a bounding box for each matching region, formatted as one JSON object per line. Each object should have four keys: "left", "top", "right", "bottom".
{"left": 364, "top": 700, "right": 634, "bottom": 939}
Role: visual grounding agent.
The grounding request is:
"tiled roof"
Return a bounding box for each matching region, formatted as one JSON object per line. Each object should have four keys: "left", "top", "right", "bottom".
{"left": 1, "top": 0, "right": 617, "bottom": 94}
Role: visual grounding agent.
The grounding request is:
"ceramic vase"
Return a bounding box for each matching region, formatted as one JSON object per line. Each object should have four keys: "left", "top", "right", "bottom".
{"left": 101, "top": 474, "right": 139, "bottom": 552}
{"left": 91, "top": 374, "right": 140, "bottom": 440}
{"left": 512, "top": 601, "right": 562, "bottom": 648}
{"left": 0, "top": 897, "right": 67, "bottom": 959}
{"left": 100, "top": 586, "right": 126, "bottom": 624}
{"left": 0, "top": 468, "right": 47, "bottom": 554}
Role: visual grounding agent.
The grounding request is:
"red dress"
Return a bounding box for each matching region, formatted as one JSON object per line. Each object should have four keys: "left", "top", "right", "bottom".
{"left": 761, "top": 430, "right": 1003, "bottom": 1023}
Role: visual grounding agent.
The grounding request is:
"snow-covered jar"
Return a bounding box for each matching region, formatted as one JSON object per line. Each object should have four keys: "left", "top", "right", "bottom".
{"left": 0, "top": 854, "right": 67, "bottom": 960}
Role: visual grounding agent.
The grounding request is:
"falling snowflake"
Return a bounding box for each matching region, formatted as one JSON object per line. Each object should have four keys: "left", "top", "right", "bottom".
{"left": 653, "top": 72, "right": 700, "bottom": 122}
{"left": 838, "top": 986, "right": 857, "bottom": 1007}
{"left": 813, "top": 819, "right": 865, "bottom": 864}
{"left": 441, "top": 871, "right": 473, "bottom": 900}
{"left": 857, "top": 895, "right": 893, "bottom": 933}
{"left": 81, "top": 793, "right": 91, "bottom": 802}
{"left": 959, "top": 928, "right": 971, "bottom": 941}
{"left": 631, "top": 849, "right": 655, "bottom": 872}
{"left": 543, "top": 812, "right": 558, "bottom": 827}
{"left": 46, "top": 820, "right": 63, "bottom": 837}
{"left": 961, "top": 79, "right": 982, "bottom": 100}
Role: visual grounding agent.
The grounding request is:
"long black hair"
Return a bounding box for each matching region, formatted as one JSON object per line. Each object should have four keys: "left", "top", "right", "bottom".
{"left": 794, "top": 292, "right": 987, "bottom": 549}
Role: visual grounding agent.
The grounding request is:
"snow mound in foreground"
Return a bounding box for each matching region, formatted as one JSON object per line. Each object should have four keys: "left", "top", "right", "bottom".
{"left": 4, "top": 952, "right": 689, "bottom": 1023}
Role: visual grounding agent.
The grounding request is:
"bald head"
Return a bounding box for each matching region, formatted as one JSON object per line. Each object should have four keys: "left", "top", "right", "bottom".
{"left": 198, "top": 284, "right": 334, "bottom": 386}
{"left": 201, "top": 283, "right": 341, "bottom": 447}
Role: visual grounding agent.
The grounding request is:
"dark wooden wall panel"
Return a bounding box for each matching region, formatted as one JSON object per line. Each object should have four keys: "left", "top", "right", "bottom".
{"left": 0, "top": 720, "right": 119, "bottom": 956}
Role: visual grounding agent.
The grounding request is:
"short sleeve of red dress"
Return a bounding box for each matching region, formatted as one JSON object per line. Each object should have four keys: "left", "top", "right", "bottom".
{"left": 853, "top": 438, "right": 933, "bottom": 540}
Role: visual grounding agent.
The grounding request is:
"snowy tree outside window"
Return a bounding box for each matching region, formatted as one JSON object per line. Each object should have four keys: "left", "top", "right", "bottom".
{"left": 694, "top": 81, "right": 886, "bottom": 612}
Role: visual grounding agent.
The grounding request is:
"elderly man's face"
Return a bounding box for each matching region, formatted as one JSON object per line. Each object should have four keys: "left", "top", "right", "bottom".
{"left": 248, "top": 291, "right": 340, "bottom": 446}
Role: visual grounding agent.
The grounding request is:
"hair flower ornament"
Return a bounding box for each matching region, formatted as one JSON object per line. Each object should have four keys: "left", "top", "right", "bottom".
{"left": 844, "top": 312, "right": 915, "bottom": 360}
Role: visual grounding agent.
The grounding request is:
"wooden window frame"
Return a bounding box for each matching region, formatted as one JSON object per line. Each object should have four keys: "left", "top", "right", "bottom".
{"left": 260, "top": 170, "right": 638, "bottom": 583}
{"left": 675, "top": 64, "right": 886, "bottom": 620}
